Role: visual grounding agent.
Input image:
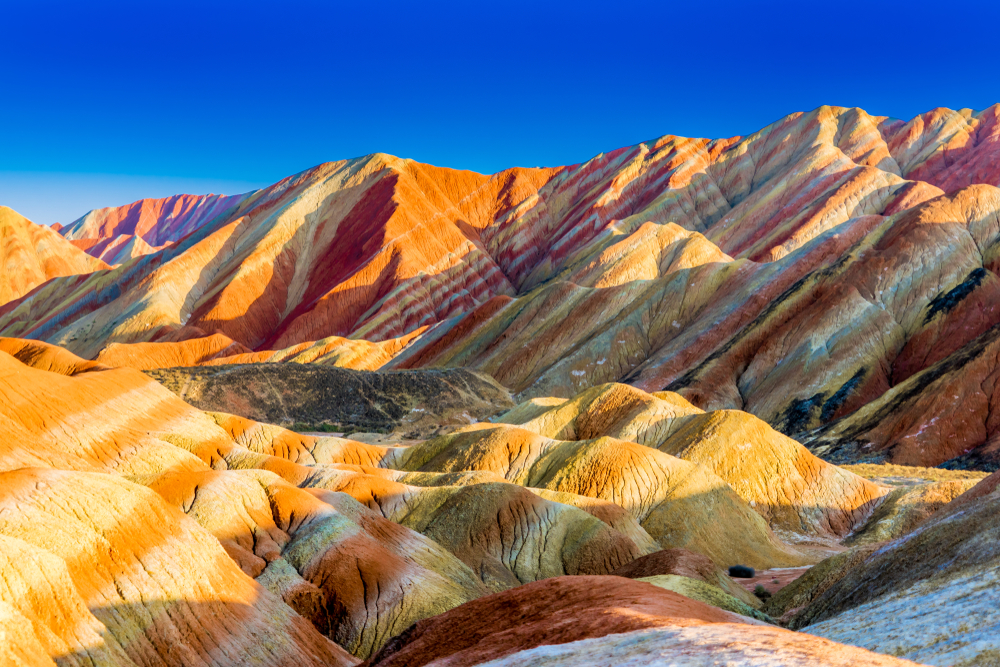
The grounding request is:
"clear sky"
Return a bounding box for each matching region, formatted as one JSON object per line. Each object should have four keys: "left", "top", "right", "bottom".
{"left": 3, "top": 0, "right": 999, "bottom": 225}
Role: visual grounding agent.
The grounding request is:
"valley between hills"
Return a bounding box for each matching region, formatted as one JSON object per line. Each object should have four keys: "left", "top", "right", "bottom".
{"left": 2, "top": 104, "right": 1000, "bottom": 666}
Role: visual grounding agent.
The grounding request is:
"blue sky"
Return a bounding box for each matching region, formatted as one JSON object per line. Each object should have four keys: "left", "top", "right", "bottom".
{"left": 2, "top": 0, "right": 999, "bottom": 225}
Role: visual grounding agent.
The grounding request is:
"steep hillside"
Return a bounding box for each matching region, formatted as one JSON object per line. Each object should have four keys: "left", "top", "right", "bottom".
{"left": 0, "top": 206, "right": 108, "bottom": 305}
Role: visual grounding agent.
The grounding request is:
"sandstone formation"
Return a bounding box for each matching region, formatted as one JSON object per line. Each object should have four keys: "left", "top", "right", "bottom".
{"left": 497, "top": 383, "right": 888, "bottom": 539}
{"left": 5, "top": 102, "right": 1000, "bottom": 665}
{"left": 0, "top": 467, "right": 355, "bottom": 666}
{"left": 144, "top": 363, "right": 515, "bottom": 435}
{"left": 0, "top": 206, "right": 108, "bottom": 306}
{"left": 390, "top": 422, "right": 809, "bottom": 568}
{"left": 363, "top": 576, "right": 921, "bottom": 667}
{"left": 5, "top": 106, "right": 1000, "bottom": 470}
{"left": 782, "top": 471, "right": 1000, "bottom": 665}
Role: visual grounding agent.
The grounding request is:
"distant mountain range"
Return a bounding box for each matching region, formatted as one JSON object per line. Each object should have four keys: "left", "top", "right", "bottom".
{"left": 3, "top": 103, "right": 1000, "bottom": 469}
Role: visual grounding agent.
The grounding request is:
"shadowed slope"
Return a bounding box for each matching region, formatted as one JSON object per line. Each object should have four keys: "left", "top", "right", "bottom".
{"left": 785, "top": 471, "right": 1000, "bottom": 665}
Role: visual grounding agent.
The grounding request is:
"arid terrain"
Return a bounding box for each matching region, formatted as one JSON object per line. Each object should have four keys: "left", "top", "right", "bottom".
{"left": 2, "top": 104, "right": 1000, "bottom": 666}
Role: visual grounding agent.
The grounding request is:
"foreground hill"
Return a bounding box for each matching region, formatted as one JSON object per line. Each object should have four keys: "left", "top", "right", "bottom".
{"left": 1, "top": 336, "right": 955, "bottom": 664}
{"left": 3, "top": 104, "right": 1000, "bottom": 469}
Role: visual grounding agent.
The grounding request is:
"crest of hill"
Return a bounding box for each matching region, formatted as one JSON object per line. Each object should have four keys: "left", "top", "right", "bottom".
{"left": 60, "top": 192, "right": 253, "bottom": 263}
{"left": 93, "top": 330, "right": 424, "bottom": 372}
{"left": 95, "top": 333, "right": 253, "bottom": 369}
{"left": 499, "top": 383, "right": 887, "bottom": 538}
{"left": 0, "top": 206, "right": 109, "bottom": 306}
{"left": 388, "top": 422, "right": 810, "bottom": 569}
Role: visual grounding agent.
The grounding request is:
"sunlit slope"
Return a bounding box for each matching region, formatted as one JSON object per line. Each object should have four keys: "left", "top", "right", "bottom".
{"left": 0, "top": 206, "right": 108, "bottom": 305}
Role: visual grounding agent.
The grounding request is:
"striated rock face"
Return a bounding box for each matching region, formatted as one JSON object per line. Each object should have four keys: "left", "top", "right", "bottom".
{"left": 0, "top": 206, "right": 108, "bottom": 306}
{"left": 95, "top": 333, "right": 253, "bottom": 369}
{"left": 494, "top": 383, "right": 887, "bottom": 540}
{"left": 391, "top": 423, "right": 809, "bottom": 569}
{"left": 5, "top": 105, "right": 1000, "bottom": 469}
{"left": 60, "top": 192, "right": 253, "bottom": 264}
{"left": 0, "top": 467, "right": 354, "bottom": 667}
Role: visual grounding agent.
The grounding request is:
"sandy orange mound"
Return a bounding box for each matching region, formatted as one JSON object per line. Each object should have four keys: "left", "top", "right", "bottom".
{"left": 0, "top": 206, "right": 108, "bottom": 306}
{"left": 499, "top": 383, "right": 703, "bottom": 445}
{"left": 0, "top": 345, "right": 326, "bottom": 484}
{"left": 0, "top": 336, "right": 106, "bottom": 375}
{"left": 0, "top": 467, "right": 354, "bottom": 666}
{"left": 475, "top": 384, "right": 886, "bottom": 540}
{"left": 364, "top": 576, "right": 919, "bottom": 667}
{"left": 95, "top": 333, "right": 252, "bottom": 369}
{"left": 656, "top": 409, "right": 888, "bottom": 537}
